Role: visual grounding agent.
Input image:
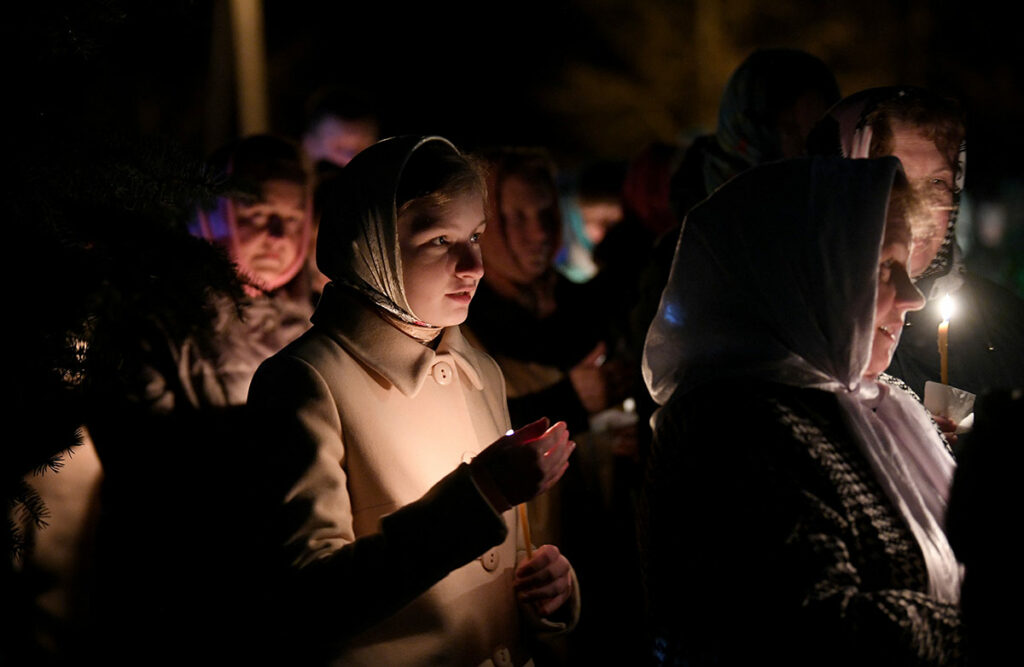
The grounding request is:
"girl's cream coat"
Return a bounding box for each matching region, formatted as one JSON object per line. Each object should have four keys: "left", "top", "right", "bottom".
{"left": 250, "top": 286, "right": 573, "bottom": 666}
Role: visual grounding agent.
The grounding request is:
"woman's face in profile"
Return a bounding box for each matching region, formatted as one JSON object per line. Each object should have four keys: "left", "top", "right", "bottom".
{"left": 397, "top": 193, "right": 487, "bottom": 327}
{"left": 864, "top": 205, "right": 926, "bottom": 379}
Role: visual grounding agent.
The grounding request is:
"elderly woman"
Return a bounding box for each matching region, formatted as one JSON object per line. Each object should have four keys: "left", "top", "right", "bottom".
{"left": 641, "top": 156, "right": 963, "bottom": 665}
{"left": 808, "top": 85, "right": 1024, "bottom": 399}
{"left": 85, "top": 135, "right": 318, "bottom": 661}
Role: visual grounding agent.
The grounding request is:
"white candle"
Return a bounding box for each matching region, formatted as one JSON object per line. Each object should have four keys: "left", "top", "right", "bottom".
{"left": 938, "top": 294, "right": 954, "bottom": 385}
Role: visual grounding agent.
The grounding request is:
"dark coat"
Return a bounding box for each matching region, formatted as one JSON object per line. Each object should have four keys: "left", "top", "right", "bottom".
{"left": 642, "top": 381, "right": 963, "bottom": 666}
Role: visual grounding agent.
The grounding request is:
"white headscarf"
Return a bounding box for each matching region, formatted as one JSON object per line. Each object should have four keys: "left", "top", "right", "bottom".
{"left": 643, "top": 156, "right": 961, "bottom": 603}
{"left": 316, "top": 135, "right": 464, "bottom": 341}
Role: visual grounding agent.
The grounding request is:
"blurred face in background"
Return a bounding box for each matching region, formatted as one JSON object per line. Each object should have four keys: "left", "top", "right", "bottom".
{"left": 499, "top": 174, "right": 558, "bottom": 281}
{"left": 303, "top": 116, "right": 379, "bottom": 168}
{"left": 887, "top": 119, "right": 957, "bottom": 277}
{"left": 234, "top": 179, "right": 307, "bottom": 286}
{"left": 777, "top": 90, "right": 832, "bottom": 159}
{"left": 580, "top": 199, "right": 623, "bottom": 246}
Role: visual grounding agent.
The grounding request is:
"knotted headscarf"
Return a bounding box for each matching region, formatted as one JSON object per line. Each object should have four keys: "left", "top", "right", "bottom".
{"left": 315, "top": 135, "right": 469, "bottom": 341}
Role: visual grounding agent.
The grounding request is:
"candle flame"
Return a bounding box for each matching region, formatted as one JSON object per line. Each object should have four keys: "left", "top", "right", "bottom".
{"left": 940, "top": 294, "right": 954, "bottom": 322}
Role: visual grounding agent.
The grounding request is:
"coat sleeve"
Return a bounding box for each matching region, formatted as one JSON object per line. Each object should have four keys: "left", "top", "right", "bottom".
{"left": 246, "top": 352, "right": 509, "bottom": 641}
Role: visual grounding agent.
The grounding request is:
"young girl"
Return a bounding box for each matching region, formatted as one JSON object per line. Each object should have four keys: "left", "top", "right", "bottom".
{"left": 248, "top": 136, "right": 578, "bottom": 665}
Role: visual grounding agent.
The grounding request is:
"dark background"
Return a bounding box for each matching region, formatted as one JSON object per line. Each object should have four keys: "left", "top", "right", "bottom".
{"left": 9, "top": 0, "right": 1024, "bottom": 289}
{"left": 14, "top": 2, "right": 1021, "bottom": 166}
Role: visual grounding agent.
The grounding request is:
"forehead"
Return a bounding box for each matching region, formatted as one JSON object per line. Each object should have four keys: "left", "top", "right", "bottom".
{"left": 888, "top": 120, "right": 954, "bottom": 175}
{"left": 251, "top": 179, "right": 306, "bottom": 208}
{"left": 399, "top": 194, "right": 485, "bottom": 236}
{"left": 500, "top": 173, "right": 555, "bottom": 207}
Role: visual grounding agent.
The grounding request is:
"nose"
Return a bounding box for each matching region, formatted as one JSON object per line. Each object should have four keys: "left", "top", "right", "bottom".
{"left": 455, "top": 242, "right": 484, "bottom": 280}
{"left": 522, "top": 214, "right": 551, "bottom": 245}
{"left": 266, "top": 214, "right": 285, "bottom": 238}
{"left": 894, "top": 265, "right": 926, "bottom": 314}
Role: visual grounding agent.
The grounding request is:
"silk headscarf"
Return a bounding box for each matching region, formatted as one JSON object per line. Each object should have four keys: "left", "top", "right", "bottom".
{"left": 643, "top": 157, "right": 961, "bottom": 603}
{"left": 807, "top": 86, "right": 967, "bottom": 299}
{"left": 316, "top": 135, "right": 467, "bottom": 340}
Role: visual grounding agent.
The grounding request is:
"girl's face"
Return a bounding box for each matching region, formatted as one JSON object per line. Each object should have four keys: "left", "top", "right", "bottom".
{"left": 864, "top": 206, "right": 926, "bottom": 379}
{"left": 398, "top": 193, "right": 486, "bottom": 327}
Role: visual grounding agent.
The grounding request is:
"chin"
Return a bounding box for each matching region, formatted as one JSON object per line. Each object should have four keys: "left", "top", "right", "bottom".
{"left": 424, "top": 309, "right": 468, "bottom": 329}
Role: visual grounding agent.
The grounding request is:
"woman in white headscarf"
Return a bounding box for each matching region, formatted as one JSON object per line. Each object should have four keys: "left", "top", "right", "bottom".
{"left": 248, "top": 136, "right": 579, "bottom": 666}
{"left": 641, "top": 156, "right": 963, "bottom": 666}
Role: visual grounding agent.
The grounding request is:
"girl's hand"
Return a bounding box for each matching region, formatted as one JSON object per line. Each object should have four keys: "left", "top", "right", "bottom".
{"left": 471, "top": 418, "right": 574, "bottom": 510}
{"left": 514, "top": 544, "right": 573, "bottom": 617}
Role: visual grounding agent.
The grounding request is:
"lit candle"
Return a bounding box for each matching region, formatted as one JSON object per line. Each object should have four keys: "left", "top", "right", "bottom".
{"left": 518, "top": 504, "right": 534, "bottom": 560}
{"left": 937, "top": 294, "right": 954, "bottom": 385}
{"left": 505, "top": 428, "right": 534, "bottom": 559}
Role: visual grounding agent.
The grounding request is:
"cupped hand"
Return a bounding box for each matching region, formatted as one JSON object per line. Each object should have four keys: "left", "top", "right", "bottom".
{"left": 471, "top": 418, "right": 575, "bottom": 510}
{"left": 514, "top": 544, "right": 573, "bottom": 617}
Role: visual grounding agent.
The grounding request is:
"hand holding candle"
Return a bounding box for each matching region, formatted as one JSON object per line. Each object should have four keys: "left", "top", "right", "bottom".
{"left": 937, "top": 294, "right": 954, "bottom": 385}
{"left": 514, "top": 544, "right": 573, "bottom": 617}
{"left": 470, "top": 418, "right": 575, "bottom": 511}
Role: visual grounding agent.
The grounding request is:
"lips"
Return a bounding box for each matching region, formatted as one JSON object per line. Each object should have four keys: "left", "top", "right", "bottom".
{"left": 877, "top": 323, "right": 900, "bottom": 344}
{"left": 445, "top": 289, "right": 475, "bottom": 305}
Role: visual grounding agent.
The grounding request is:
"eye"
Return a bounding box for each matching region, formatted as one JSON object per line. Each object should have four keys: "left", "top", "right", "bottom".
{"left": 430, "top": 236, "right": 450, "bottom": 247}
{"left": 238, "top": 208, "right": 268, "bottom": 228}
{"left": 470, "top": 232, "right": 482, "bottom": 244}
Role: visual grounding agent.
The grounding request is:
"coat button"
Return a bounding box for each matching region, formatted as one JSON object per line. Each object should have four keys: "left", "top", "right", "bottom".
{"left": 432, "top": 361, "right": 454, "bottom": 385}
{"left": 493, "top": 645, "right": 513, "bottom": 667}
{"left": 480, "top": 547, "right": 500, "bottom": 571}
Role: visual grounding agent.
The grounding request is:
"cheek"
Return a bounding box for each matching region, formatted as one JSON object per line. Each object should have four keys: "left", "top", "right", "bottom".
{"left": 503, "top": 223, "right": 524, "bottom": 249}
{"left": 875, "top": 283, "right": 895, "bottom": 320}
{"left": 909, "top": 234, "right": 945, "bottom": 275}
{"left": 401, "top": 253, "right": 446, "bottom": 306}
{"left": 235, "top": 230, "right": 264, "bottom": 258}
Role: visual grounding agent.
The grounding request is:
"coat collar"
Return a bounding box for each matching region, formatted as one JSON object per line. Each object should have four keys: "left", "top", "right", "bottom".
{"left": 312, "top": 283, "right": 484, "bottom": 397}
